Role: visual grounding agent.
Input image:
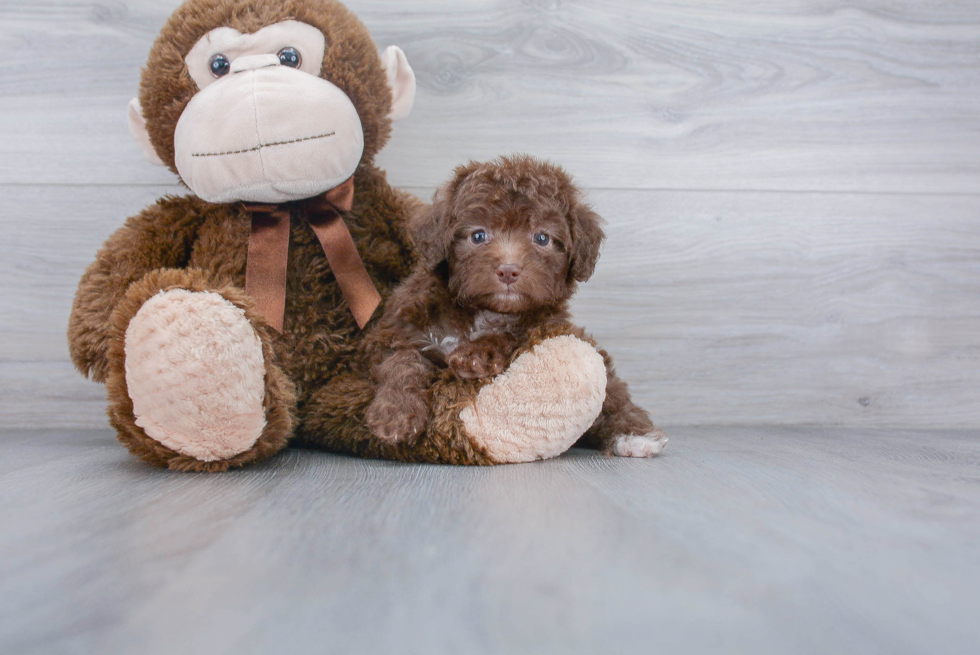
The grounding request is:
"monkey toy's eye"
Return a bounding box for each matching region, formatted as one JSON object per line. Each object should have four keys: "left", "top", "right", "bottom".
{"left": 208, "top": 54, "right": 230, "bottom": 78}
{"left": 533, "top": 232, "right": 551, "bottom": 246}
{"left": 277, "top": 47, "right": 302, "bottom": 68}
{"left": 471, "top": 230, "right": 488, "bottom": 245}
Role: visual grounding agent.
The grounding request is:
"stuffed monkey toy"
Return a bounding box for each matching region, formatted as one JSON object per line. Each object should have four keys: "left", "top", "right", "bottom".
{"left": 68, "top": 0, "right": 609, "bottom": 471}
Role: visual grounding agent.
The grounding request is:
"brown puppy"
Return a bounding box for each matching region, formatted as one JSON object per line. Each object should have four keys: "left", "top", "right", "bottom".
{"left": 362, "top": 155, "right": 667, "bottom": 458}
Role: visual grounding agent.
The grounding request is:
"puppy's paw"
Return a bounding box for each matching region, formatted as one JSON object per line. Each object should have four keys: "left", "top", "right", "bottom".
{"left": 365, "top": 391, "right": 428, "bottom": 444}
{"left": 447, "top": 341, "right": 508, "bottom": 380}
{"left": 611, "top": 429, "right": 668, "bottom": 458}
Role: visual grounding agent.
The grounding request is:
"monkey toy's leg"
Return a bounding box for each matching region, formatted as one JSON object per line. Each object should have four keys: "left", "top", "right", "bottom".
{"left": 575, "top": 348, "right": 668, "bottom": 458}
{"left": 104, "top": 269, "right": 296, "bottom": 472}
{"left": 455, "top": 335, "right": 610, "bottom": 463}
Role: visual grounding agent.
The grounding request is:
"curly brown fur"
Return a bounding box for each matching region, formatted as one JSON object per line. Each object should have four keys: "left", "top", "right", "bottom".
{"left": 297, "top": 370, "right": 497, "bottom": 465}
{"left": 361, "top": 155, "right": 661, "bottom": 452}
{"left": 364, "top": 349, "right": 435, "bottom": 442}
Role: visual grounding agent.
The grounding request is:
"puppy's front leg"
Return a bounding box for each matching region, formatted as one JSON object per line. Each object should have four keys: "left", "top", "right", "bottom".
{"left": 447, "top": 334, "right": 517, "bottom": 380}
{"left": 366, "top": 349, "right": 436, "bottom": 443}
{"left": 580, "top": 349, "right": 668, "bottom": 458}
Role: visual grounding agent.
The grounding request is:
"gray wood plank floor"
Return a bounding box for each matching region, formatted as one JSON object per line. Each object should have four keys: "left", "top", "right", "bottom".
{"left": 2, "top": 427, "right": 978, "bottom": 655}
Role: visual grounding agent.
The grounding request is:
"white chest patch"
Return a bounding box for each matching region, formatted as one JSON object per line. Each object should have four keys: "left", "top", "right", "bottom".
{"left": 468, "top": 311, "right": 518, "bottom": 341}
{"left": 420, "top": 311, "right": 519, "bottom": 360}
{"left": 422, "top": 333, "right": 461, "bottom": 358}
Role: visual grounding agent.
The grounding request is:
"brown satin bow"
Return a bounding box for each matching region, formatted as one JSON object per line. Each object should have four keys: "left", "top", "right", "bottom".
{"left": 243, "top": 177, "right": 381, "bottom": 333}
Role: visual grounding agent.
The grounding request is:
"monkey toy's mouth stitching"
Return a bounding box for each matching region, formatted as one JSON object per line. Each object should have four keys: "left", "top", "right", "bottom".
{"left": 191, "top": 131, "right": 336, "bottom": 158}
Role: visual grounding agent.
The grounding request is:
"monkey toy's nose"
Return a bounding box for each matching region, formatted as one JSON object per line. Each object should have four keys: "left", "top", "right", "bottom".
{"left": 496, "top": 264, "right": 521, "bottom": 285}
{"left": 230, "top": 54, "right": 281, "bottom": 74}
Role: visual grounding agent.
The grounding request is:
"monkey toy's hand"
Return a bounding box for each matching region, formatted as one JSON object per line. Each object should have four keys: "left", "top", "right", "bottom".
{"left": 448, "top": 336, "right": 513, "bottom": 380}
{"left": 365, "top": 384, "right": 429, "bottom": 444}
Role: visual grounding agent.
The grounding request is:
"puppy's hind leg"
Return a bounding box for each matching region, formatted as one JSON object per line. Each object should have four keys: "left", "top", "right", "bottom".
{"left": 578, "top": 349, "right": 668, "bottom": 458}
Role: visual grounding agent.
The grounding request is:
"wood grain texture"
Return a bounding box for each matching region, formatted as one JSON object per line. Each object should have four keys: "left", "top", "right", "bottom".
{"left": 0, "top": 0, "right": 978, "bottom": 191}
{"left": 0, "top": 362, "right": 107, "bottom": 429}
{"left": 1, "top": 427, "right": 978, "bottom": 654}
{"left": 3, "top": 184, "right": 977, "bottom": 429}
{"left": 0, "top": 185, "right": 183, "bottom": 361}
{"left": 572, "top": 189, "right": 980, "bottom": 429}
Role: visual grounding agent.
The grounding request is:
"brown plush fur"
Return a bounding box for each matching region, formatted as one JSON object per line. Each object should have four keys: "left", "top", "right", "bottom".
{"left": 67, "top": 0, "right": 503, "bottom": 469}
{"left": 359, "top": 155, "right": 658, "bottom": 453}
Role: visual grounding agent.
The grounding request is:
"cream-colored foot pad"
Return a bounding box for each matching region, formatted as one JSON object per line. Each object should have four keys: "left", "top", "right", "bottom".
{"left": 124, "top": 289, "right": 267, "bottom": 462}
{"left": 461, "top": 335, "right": 607, "bottom": 463}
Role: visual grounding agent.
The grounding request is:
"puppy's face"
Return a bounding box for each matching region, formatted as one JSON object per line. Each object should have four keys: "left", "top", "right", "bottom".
{"left": 448, "top": 193, "right": 571, "bottom": 313}
{"left": 416, "top": 156, "right": 605, "bottom": 314}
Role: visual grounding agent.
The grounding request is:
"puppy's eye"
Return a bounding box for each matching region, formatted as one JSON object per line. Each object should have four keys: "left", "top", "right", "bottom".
{"left": 471, "top": 230, "right": 488, "bottom": 245}
{"left": 277, "top": 47, "right": 302, "bottom": 68}
{"left": 209, "top": 54, "right": 231, "bottom": 78}
{"left": 533, "top": 233, "right": 551, "bottom": 247}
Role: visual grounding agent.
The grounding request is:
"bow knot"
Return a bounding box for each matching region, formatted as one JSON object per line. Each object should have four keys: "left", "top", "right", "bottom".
{"left": 243, "top": 177, "right": 381, "bottom": 332}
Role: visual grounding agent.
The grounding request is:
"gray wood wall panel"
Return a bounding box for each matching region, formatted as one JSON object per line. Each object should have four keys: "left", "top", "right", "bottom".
{"left": 0, "top": 1, "right": 978, "bottom": 191}
{"left": 0, "top": 185, "right": 184, "bottom": 362}
{"left": 574, "top": 190, "right": 980, "bottom": 428}
{"left": 1, "top": 0, "right": 978, "bottom": 429}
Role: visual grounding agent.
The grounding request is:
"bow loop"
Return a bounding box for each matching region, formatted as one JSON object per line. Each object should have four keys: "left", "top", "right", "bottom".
{"left": 310, "top": 176, "right": 355, "bottom": 214}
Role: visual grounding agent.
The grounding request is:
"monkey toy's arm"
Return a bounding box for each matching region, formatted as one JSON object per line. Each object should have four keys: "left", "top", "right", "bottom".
{"left": 68, "top": 196, "right": 203, "bottom": 382}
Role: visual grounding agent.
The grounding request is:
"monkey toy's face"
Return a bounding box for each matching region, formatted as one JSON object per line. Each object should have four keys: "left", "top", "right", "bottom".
{"left": 175, "top": 20, "right": 365, "bottom": 204}
{"left": 128, "top": 2, "right": 416, "bottom": 204}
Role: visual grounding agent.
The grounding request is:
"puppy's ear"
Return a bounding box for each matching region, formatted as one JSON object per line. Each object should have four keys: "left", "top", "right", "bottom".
{"left": 567, "top": 199, "right": 606, "bottom": 282}
{"left": 412, "top": 161, "right": 483, "bottom": 265}
{"left": 412, "top": 187, "right": 454, "bottom": 265}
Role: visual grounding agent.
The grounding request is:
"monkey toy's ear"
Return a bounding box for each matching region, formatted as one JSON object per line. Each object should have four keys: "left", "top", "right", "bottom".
{"left": 380, "top": 46, "right": 416, "bottom": 122}
{"left": 127, "top": 98, "right": 166, "bottom": 166}
{"left": 567, "top": 199, "right": 606, "bottom": 283}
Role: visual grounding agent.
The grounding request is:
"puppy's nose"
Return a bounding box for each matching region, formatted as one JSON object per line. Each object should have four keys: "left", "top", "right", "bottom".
{"left": 496, "top": 264, "right": 521, "bottom": 285}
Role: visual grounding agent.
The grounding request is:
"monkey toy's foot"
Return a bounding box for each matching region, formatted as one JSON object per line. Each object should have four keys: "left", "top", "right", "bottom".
{"left": 107, "top": 271, "right": 295, "bottom": 472}
{"left": 459, "top": 335, "right": 607, "bottom": 463}
{"left": 125, "top": 289, "right": 266, "bottom": 460}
